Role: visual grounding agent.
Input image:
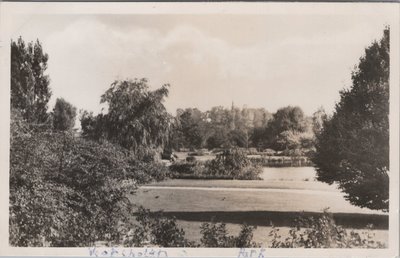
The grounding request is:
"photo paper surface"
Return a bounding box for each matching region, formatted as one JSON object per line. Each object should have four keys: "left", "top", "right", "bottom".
{"left": 0, "top": 2, "right": 398, "bottom": 257}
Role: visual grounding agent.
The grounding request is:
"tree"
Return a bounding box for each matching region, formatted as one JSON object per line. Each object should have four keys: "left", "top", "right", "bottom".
{"left": 313, "top": 28, "right": 389, "bottom": 211}
{"left": 11, "top": 37, "right": 51, "bottom": 123}
{"left": 312, "top": 107, "right": 328, "bottom": 135}
{"left": 275, "top": 130, "right": 302, "bottom": 150}
{"left": 85, "top": 78, "right": 172, "bottom": 159}
{"left": 52, "top": 98, "right": 77, "bottom": 131}
{"left": 206, "top": 129, "right": 230, "bottom": 149}
{"left": 228, "top": 129, "right": 247, "bottom": 148}
{"left": 176, "top": 108, "right": 206, "bottom": 149}
{"left": 269, "top": 106, "right": 307, "bottom": 134}
{"left": 261, "top": 106, "right": 308, "bottom": 151}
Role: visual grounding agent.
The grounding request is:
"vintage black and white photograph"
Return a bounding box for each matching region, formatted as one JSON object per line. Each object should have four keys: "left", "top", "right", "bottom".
{"left": 0, "top": 2, "right": 399, "bottom": 257}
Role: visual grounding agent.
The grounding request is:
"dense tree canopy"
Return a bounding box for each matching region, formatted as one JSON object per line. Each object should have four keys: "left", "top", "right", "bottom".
{"left": 175, "top": 108, "right": 208, "bottom": 149}
{"left": 313, "top": 28, "right": 390, "bottom": 211}
{"left": 269, "top": 106, "right": 307, "bottom": 134}
{"left": 11, "top": 38, "right": 51, "bottom": 123}
{"left": 247, "top": 106, "right": 312, "bottom": 152}
{"left": 169, "top": 105, "right": 275, "bottom": 150}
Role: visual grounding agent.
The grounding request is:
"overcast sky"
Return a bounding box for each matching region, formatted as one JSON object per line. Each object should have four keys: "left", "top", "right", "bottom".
{"left": 9, "top": 12, "right": 389, "bottom": 116}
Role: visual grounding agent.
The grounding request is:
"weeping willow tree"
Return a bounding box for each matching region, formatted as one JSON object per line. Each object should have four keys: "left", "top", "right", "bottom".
{"left": 81, "top": 78, "right": 173, "bottom": 160}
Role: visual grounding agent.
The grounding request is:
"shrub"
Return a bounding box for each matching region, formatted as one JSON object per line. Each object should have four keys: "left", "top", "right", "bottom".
{"left": 129, "top": 160, "right": 169, "bottom": 184}
{"left": 10, "top": 112, "right": 166, "bottom": 246}
{"left": 169, "top": 161, "right": 205, "bottom": 176}
{"left": 205, "top": 148, "right": 262, "bottom": 180}
{"left": 169, "top": 149, "right": 262, "bottom": 180}
{"left": 200, "top": 221, "right": 258, "bottom": 247}
{"left": 124, "top": 207, "right": 193, "bottom": 247}
{"left": 269, "top": 210, "right": 386, "bottom": 248}
{"left": 186, "top": 156, "right": 196, "bottom": 162}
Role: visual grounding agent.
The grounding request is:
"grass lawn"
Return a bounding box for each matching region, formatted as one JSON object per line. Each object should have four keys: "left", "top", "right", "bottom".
{"left": 131, "top": 186, "right": 385, "bottom": 215}
{"left": 129, "top": 166, "right": 388, "bottom": 247}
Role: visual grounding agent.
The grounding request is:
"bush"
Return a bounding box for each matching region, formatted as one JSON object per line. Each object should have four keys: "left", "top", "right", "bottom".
{"left": 269, "top": 210, "right": 386, "bottom": 248}
{"left": 129, "top": 160, "right": 169, "bottom": 184}
{"left": 169, "top": 161, "right": 205, "bottom": 176}
{"left": 186, "top": 156, "right": 196, "bottom": 162}
{"left": 9, "top": 112, "right": 166, "bottom": 246}
{"left": 205, "top": 148, "right": 262, "bottom": 180}
{"left": 169, "top": 149, "right": 262, "bottom": 180}
{"left": 200, "top": 221, "right": 258, "bottom": 247}
{"left": 124, "top": 207, "right": 193, "bottom": 247}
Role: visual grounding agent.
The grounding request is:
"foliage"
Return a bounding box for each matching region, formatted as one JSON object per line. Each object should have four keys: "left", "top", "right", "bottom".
{"left": 81, "top": 78, "right": 173, "bottom": 160}
{"left": 200, "top": 221, "right": 258, "bottom": 247}
{"left": 169, "top": 161, "right": 203, "bottom": 175}
{"left": 186, "top": 156, "right": 196, "bottom": 162}
{"left": 11, "top": 37, "right": 51, "bottom": 123}
{"left": 205, "top": 148, "right": 262, "bottom": 180}
{"left": 124, "top": 207, "right": 193, "bottom": 247}
{"left": 269, "top": 106, "right": 307, "bottom": 134}
{"left": 169, "top": 104, "right": 317, "bottom": 152}
{"left": 9, "top": 110, "right": 165, "bottom": 246}
{"left": 170, "top": 106, "right": 272, "bottom": 150}
{"left": 269, "top": 210, "right": 385, "bottom": 248}
{"left": 228, "top": 129, "right": 248, "bottom": 148}
{"left": 172, "top": 108, "right": 208, "bottom": 149}
{"left": 249, "top": 156, "right": 312, "bottom": 167}
{"left": 129, "top": 160, "right": 169, "bottom": 184}
{"left": 79, "top": 110, "right": 108, "bottom": 141}
{"left": 248, "top": 106, "right": 315, "bottom": 152}
{"left": 52, "top": 98, "right": 77, "bottom": 131}
{"left": 169, "top": 150, "right": 262, "bottom": 180}
{"left": 312, "top": 28, "right": 389, "bottom": 211}
{"left": 312, "top": 107, "right": 328, "bottom": 135}
{"left": 206, "top": 129, "right": 230, "bottom": 149}
{"left": 268, "top": 106, "right": 309, "bottom": 151}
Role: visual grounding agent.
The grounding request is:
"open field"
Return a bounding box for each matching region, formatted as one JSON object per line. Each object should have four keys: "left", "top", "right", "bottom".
{"left": 135, "top": 167, "right": 384, "bottom": 215}
{"left": 129, "top": 167, "right": 388, "bottom": 246}
{"left": 131, "top": 186, "right": 385, "bottom": 216}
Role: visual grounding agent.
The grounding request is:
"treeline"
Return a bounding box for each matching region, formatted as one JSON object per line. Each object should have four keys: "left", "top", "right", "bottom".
{"left": 168, "top": 105, "right": 326, "bottom": 156}
{"left": 78, "top": 86, "right": 327, "bottom": 158}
